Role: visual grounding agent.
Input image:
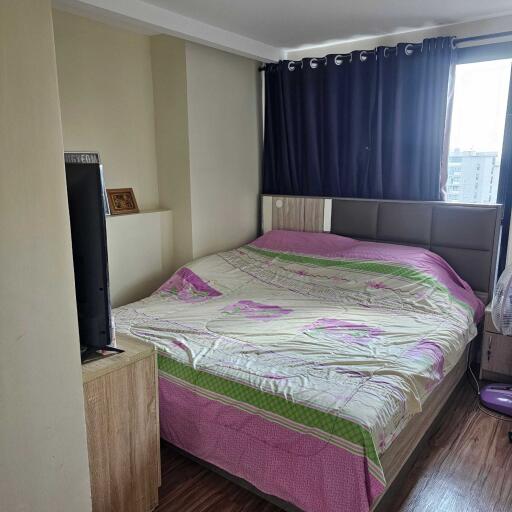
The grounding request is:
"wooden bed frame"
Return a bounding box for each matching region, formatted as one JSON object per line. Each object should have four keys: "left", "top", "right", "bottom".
{"left": 168, "top": 195, "right": 503, "bottom": 511}
{"left": 373, "top": 345, "right": 469, "bottom": 511}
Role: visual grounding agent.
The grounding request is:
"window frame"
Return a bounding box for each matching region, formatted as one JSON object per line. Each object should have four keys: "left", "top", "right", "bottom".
{"left": 456, "top": 41, "right": 512, "bottom": 64}
{"left": 454, "top": 41, "right": 512, "bottom": 274}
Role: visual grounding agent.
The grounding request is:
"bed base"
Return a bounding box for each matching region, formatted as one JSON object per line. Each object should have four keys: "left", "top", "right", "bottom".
{"left": 373, "top": 344, "right": 469, "bottom": 511}
{"left": 165, "top": 345, "right": 470, "bottom": 512}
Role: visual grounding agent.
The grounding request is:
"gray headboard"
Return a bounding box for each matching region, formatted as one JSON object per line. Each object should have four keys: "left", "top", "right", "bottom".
{"left": 262, "top": 195, "right": 503, "bottom": 303}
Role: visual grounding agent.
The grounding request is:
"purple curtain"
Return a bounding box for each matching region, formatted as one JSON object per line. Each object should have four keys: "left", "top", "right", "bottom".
{"left": 263, "top": 37, "right": 455, "bottom": 200}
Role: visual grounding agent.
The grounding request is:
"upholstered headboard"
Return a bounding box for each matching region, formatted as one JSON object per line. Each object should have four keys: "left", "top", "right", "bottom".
{"left": 262, "top": 195, "right": 503, "bottom": 304}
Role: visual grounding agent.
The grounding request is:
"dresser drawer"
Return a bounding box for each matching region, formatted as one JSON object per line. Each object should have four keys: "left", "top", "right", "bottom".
{"left": 480, "top": 332, "right": 512, "bottom": 381}
{"left": 484, "top": 310, "right": 500, "bottom": 334}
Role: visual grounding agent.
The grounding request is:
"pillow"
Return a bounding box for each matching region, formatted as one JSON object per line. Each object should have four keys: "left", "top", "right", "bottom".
{"left": 250, "top": 230, "right": 484, "bottom": 321}
{"left": 251, "top": 229, "right": 358, "bottom": 257}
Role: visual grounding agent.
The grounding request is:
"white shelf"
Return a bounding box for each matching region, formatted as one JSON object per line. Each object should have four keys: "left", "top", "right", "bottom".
{"left": 106, "top": 209, "right": 173, "bottom": 307}
{"left": 106, "top": 208, "right": 171, "bottom": 219}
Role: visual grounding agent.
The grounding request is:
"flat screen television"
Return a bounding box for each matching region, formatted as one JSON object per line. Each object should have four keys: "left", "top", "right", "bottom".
{"left": 64, "top": 152, "right": 112, "bottom": 359}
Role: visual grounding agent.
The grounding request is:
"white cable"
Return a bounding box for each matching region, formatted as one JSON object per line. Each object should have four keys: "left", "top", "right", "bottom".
{"left": 466, "top": 339, "right": 480, "bottom": 395}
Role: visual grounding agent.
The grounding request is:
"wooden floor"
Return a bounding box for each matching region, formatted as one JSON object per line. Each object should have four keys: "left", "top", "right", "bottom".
{"left": 155, "top": 381, "right": 512, "bottom": 512}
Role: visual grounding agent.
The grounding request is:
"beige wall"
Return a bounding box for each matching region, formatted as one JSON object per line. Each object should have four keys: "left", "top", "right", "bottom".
{"left": 0, "top": 2, "right": 91, "bottom": 511}
{"left": 151, "top": 36, "right": 262, "bottom": 267}
{"left": 54, "top": 12, "right": 175, "bottom": 308}
{"left": 151, "top": 35, "right": 194, "bottom": 268}
{"left": 186, "top": 42, "right": 262, "bottom": 259}
{"left": 287, "top": 14, "right": 512, "bottom": 59}
{"left": 53, "top": 10, "right": 159, "bottom": 210}
{"left": 107, "top": 210, "right": 173, "bottom": 307}
{"left": 51, "top": 19, "right": 261, "bottom": 308}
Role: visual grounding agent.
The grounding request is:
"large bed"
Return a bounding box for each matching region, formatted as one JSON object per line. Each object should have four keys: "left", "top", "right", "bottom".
{"left": 114, "top": 196, "right": 501, "bottom": 512}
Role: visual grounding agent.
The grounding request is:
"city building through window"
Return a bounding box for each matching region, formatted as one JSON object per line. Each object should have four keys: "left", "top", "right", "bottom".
{"left": 447, "top": 58, "right": 512, "bottom": 204}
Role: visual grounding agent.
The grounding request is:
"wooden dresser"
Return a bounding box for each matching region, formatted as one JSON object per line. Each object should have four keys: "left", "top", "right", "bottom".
{"left": 481, "top": 304, "right": 512, "bottom": 382}
{"left": 82, "top": 336, "right": 160, "bottom": 512}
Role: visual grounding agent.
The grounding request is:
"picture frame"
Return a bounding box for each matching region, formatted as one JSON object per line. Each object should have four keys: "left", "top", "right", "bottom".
{"left": 106, "top": 188, "right": 139, "bottom": 215}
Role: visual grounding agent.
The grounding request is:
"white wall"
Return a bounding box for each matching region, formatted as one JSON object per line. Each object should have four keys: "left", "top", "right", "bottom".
{"left": 0, "top": 2, "right": 92, "bottom": 511}
{"left": 54, "top": 12, "right": 175, "bottom": 307}
{"left": 151, "top": 35, "right": 194, "bottom": 269}
{"left": 287, "top": 14, "right": 512, "bottom": 59}
{"left": 186, "top": 42, "right": 262, "bottom": 259}
{"left": 107, "top": 210, "right": 173, "bottom": 307}
{"left": 152, "top": 36, "right": 262, "bottom": 266}
{"left": 52, "top": 19, "right": 262, "bottom": 310}
{"left": 53, "top": 9, "right": 160, "bottom": 211}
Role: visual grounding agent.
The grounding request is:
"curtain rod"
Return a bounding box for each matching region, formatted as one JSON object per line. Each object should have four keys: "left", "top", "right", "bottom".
{"left": 453, "top": 29, "right": 512, "bottom": 46}
{"left": 259, "top": 30, "right": 512, "bottom": 71}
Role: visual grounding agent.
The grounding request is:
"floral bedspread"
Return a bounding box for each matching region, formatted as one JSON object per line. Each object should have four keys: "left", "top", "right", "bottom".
{"left": 114, "top": 230, "right": 482, "bottom": 512}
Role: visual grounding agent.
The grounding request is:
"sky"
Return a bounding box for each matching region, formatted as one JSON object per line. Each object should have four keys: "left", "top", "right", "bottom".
{"left": 449, "top": 58, "right": 512, "bottom": 157}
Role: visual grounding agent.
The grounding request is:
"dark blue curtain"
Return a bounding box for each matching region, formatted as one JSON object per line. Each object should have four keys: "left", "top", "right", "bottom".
{"left": 263, "top": 37, "right": 455, "bottom": 200}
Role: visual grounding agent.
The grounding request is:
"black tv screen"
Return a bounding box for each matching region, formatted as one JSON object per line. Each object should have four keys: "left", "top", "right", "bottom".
{"left": 64, "top": 153, "right": 112, "bottom": 351}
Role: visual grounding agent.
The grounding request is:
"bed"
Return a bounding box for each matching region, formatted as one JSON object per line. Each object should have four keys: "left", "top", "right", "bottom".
{"left": 114, "top": 196, "right": 502, "bottom": 512}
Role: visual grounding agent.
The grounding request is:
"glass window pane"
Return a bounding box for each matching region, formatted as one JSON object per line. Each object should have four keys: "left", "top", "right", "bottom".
{"left": 447, "top": 59, "right": 511, "bottom": 203}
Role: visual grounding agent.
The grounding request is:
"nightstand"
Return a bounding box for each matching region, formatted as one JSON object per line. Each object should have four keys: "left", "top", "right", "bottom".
{"left": 480, "top": 304, "right": 512, "bottom": 383}
{"left": 82, "top": 335, "right": 160, "bottom": 512}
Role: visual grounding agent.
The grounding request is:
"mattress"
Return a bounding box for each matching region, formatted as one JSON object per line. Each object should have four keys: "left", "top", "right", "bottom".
{"left": 114, "top": 230, "right": 483, "bottom": 512}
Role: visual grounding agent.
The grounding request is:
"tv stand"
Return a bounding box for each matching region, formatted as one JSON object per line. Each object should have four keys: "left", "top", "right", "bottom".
{"left": 82, "top": 335, "right": 160, "bottom": 511}
{"left": 80, "top": 344, "right": 124, "bottom": 364}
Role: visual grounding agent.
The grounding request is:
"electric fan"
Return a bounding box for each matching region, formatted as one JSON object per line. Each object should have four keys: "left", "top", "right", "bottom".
{"left": 479, "top": 266, "right": 512, "bottom": 418}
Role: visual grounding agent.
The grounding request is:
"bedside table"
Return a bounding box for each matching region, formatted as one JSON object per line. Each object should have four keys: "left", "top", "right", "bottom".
{"left": 82, "top": 335, "right": 160, "bottom": 512}
{"left": 480, "top": 304, "right": 512, "bottom": 383}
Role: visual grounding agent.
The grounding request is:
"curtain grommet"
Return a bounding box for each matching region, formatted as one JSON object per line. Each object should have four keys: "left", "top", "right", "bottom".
{"left": 405, "top": 44, "right": 414, "bottom": 56}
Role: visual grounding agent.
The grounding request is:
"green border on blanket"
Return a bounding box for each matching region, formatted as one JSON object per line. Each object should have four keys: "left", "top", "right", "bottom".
{"left": 157, "top": 354, "right": 381, "bottom": 469}
{"left": 245, "top": 244, "right": 473, "bottom": 315}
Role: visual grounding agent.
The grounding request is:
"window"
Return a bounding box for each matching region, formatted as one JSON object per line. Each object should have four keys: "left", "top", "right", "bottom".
{"left": 447, "top": 58, "right": 512, "bottom": 204}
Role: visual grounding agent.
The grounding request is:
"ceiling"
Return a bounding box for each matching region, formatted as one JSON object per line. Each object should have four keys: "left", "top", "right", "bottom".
{"left": 53, "top": 0, "right": 512, "bottom": 61}
{"left": 144, "top": 0, "right": 512, "bottom": 48}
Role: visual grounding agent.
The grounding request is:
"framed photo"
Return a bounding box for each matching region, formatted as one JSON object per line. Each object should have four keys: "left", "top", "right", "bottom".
{"left": 106, "top": 188, "right": 139, "bottom": 215}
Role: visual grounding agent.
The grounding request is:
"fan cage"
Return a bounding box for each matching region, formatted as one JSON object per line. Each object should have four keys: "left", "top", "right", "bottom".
{"left": 492, "top": 266, "right": 512, "bottom": 336}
